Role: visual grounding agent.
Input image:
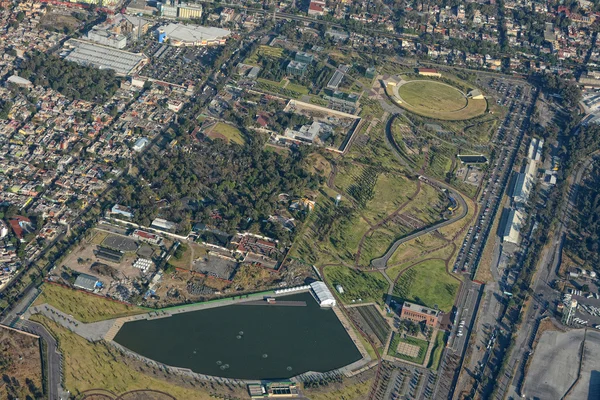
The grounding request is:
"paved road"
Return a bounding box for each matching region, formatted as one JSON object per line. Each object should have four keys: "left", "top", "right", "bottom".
{"left": 18, "top": 319, "right": 66, "bottom": 400}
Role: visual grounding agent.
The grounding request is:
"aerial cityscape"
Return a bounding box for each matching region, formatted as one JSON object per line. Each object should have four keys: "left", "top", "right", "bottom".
{"left": 0, "top": 0, "right": 599, "bottom": 399}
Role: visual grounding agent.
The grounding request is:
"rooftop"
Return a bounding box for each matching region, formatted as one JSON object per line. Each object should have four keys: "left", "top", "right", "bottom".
{"left": 160, "top": 23, "right": 231, "bottom": 44}
{"left": 62, "top": 40, "right": 147, "bottom": 76}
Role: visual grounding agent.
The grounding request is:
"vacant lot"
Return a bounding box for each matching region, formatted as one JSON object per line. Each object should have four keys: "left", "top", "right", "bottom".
{"left": 33, "top": 283, "right": 145, "bottom": 323}
{"left": 206, "top": 122, "right": 245, "bottom": 145}
{"left": 393, "top": 259, "right": 458, "bottom": 312}
{"left": 0, "top": 326, "right": 43, "bottom": 400}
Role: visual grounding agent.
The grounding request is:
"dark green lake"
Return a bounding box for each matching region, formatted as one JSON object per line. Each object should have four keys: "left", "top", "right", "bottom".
{"left": 113, "top": 292, "right": 362, "bottom": 379}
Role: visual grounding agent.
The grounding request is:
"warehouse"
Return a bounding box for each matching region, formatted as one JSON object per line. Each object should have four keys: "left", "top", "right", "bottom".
{"left": 62, "top": 40, "right": 148, "bottom": 76}
{"left": 502, "top": 208, "right": 525, "bottom": 244}
{"left": 157, "top": 23, "right": 231, "bottom": 46}
{"left": 74, "top": 273, "right": 101, "bottom": 291}
{"left": 310, "top": 281, "right": 336, "bottom": 307}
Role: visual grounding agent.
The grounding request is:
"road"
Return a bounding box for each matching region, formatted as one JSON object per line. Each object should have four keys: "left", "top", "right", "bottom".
{"left": 17, "top": 319, "right": 66, "bottom": 400}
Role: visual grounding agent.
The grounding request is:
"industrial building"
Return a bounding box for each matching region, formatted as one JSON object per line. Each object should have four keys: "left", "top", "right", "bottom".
{"left": 502, "top": 208, "right": 525, "bottom": 244}
{"left": 400, "top": 301, "right": 440, "bottom": 328}
{"left": 151, "top": 218, "right": 176, "bottom": 232}
{"left": 512, "top": 160, "right": 537, "bottom": 205}
{"left": 111, "top": 204, "right": 133, "bottom": 219}
{"left": 74, "top": 273, "right": 101, "bottom": 291}
{"left": 157, "top": 23, "right": 231, "bottom": 46}
{"left": 62, "top": 40, "right": 148, "bottom": 76}
{"left": 310, "top": 281, "right": 336, "bottom": 307}
{"left": 133, "top": 137, "right": 149, "bottom": 152}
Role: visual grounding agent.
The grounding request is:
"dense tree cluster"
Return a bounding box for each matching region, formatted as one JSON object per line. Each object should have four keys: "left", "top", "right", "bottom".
{"left": 117, "top": 138, "right": 320, "bottom": 240}
{"left": 17, "top": 52, "right": 120, "bottom": 103}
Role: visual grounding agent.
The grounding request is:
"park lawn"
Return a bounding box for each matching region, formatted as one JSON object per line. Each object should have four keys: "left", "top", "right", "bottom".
{"left": 358, "top": 227, "right": 407, "bottom": 267}
{"left": 305, "top": 153, "right": 332, "bottom": 178}
{"left": 387, "top": 232, "right": 450, "bottom": 267}
{"left": 285, "top": 81, "right": 310, "bottom": 95}
{"left": 329, "top": 213, "right": 372, "bottom": 263}
{"left": 306, "top": 377, "right": 373, "bottom": 400}
{"left": 387, "top": 334, "right": 428, "bottom": 365}
{"left": 401, "top": 183, "right": 445, "bottom": 225}
{"left": 324, "top": 266, "right": 388, "bottom": 306}
{"left": 333, "top": 162, "right": 364, "bottom": 195}
{"left": 362, "top": 173, "right": 417, "bottom": 223}
{"left": 393, "top": 258, "right": 459, "bottom": 312}
{"left": 399, "top": 81, "right": 467, "bottom": 113}
{"left": 29, "top": 316, "right": 223, "bottom": 399}
{"left": 438, "top": 195, "right": 476, "bottom": 240}
{"left": 211, "top": 122, "right": 245, "bottom": 145}
{"left": 427, "top": 330, "right": 447, "bottom": 370}
{"left": 391, "top": 81, "right": 487, "bottom": 121}
{"left": 33, "top": 284, "right": 145, "bottom": 323}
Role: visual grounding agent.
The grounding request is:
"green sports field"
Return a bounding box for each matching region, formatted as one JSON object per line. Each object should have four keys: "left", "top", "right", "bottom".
{"left": 390, "top": 80, "right": 487, "bottom": 120}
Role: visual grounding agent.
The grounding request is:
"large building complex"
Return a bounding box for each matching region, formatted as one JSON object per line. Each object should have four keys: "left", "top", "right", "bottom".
{"left": 86, "top": 14, "right": 151, "bottom": 49}
{"left": 400, "top": 301, "right": 440, "bottom": 328}
{"left": 157, "top": 23, "right": 231, "bottom": 46}
{"left": 62, "top": 40, "right": 148, "bottom": 76}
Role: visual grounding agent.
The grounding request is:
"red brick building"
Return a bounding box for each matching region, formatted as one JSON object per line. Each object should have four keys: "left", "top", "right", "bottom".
{"left": 400, "top": 301, "right": 440, "bottom": 328}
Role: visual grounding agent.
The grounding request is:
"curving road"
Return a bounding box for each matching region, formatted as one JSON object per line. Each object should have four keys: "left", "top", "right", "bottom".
{"left": 370, "top": 115, "right": 469, "bottom": 269}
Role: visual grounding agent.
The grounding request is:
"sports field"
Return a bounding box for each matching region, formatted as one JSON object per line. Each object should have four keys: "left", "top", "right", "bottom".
{"left": 389, "top": 80, "right": 487, "bottom": 120}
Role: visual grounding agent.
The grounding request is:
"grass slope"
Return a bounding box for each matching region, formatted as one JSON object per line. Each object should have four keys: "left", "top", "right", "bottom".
{"left": 392, "top": 259, "right": 458, "bottom": 312}
{"left": 324, "top": 266, "right": 388, "bottom": 306}
{"left": 33, "top": 283, "right": 145, "bottom": 323}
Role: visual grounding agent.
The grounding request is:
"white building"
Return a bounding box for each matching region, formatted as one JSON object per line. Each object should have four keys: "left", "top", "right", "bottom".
{"left": 158, "top": 23, "right": 231, "bottom": 46}
{"left": 310, "top": 281, "right": 336, "bottom": 307}
{"left": 503, "top": 208, "right": 525, "bottom": 244}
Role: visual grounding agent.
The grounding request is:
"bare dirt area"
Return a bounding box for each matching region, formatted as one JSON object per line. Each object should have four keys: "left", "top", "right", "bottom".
{"left": 0, "top": 326, "right": 43, "bottom": 400}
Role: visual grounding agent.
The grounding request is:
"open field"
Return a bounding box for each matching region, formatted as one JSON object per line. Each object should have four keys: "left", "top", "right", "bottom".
{"left": 0, "top": 326, "right": 43, "bottom": 400}
{"left": 324, "top": 266, "right": 388, "bottom": 306}
{"left": 392, "top": 259, "right": 459, "bottom": 312}
{"left": 30, "top": 315, "right": 244, "bottom": 399}
{"left": 388, "top": 334, "right": 428, "bottom": 365}
{"left": 33, "top": 283, "right": 145, "bottom": 323}
{"left": 427, "top": 330, "right": 447, "bottom": 370}
{"left": 388, "top": 80, "right": 487, "bottom": 121}
{"left": 206, "top": 122, "right": 245, "bottom": 145}
{"left": 399, "top": 81, "right": 467, "bottom": 113}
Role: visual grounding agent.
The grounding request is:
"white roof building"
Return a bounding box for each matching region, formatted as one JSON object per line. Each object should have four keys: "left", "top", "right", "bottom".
{"left": 503, "top": 208, "right": 525, "bottom": 244}
{"left": 310, "top": 281, "right": 336, "bottom": 307}
{"left": 159, "top": 23, "right": 231, "bottom": 46}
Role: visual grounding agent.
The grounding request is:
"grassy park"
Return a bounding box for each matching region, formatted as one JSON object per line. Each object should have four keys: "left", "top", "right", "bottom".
{"left": 427, "top": 331, "right": 447, "bottom": 370}
{"left": 389, "top": 80, "right": 487, "bottom": 120}
{"left": 33, "top": 283, "right": 145, "bottom": 323}
{"left": 387, "top": 334, "right": 429, "bottom": 365}
{"left": 392, "top": 259, "right": 459, "bottom": 312}
{"left": 323, "top": 266, "right": 388, "bottom": 306}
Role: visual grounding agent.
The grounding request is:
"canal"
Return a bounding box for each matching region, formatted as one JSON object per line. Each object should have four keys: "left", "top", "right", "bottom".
{"left": 113, "top": 292, "right": 362, "bottom": 379}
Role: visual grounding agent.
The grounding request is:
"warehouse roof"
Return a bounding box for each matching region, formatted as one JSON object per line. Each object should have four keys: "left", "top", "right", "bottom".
{"left": 310, "top": 281, "right": 336, "bottom": 306}
{"left": 63, "top": 39, "right": 147, "bottom": 76}
{"left": 74, "top": 273, "right": 100, "bottom": 291}
{"left": 160, "top": 23, "right": 231, "bottom": 44}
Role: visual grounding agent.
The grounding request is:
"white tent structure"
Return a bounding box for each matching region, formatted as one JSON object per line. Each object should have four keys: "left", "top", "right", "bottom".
{"left": 310, "top": 281, "right": 336, "bottom": 307}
